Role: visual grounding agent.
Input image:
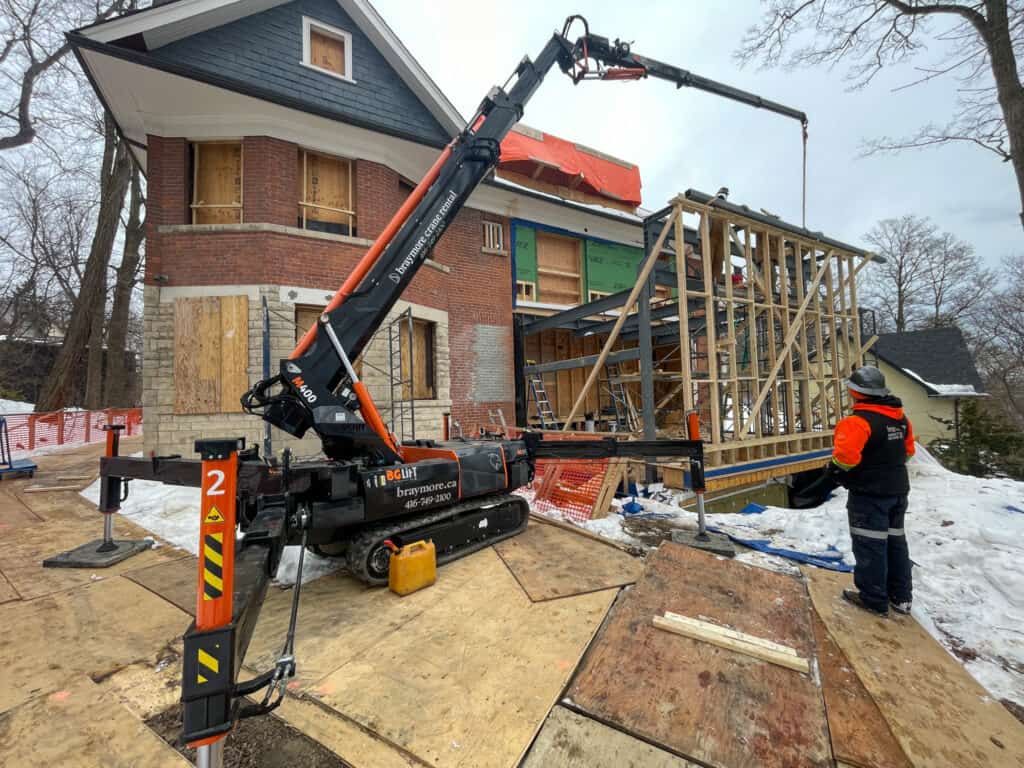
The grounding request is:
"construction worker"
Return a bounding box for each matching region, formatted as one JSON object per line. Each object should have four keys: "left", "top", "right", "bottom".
{"left": 828, "top": 365, "right": 916, "bottom": 618}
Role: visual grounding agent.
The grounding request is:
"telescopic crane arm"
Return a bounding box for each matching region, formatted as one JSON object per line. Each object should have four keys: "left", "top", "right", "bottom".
{"left": 241, "top": 16, "right": 807, "bottom": 465}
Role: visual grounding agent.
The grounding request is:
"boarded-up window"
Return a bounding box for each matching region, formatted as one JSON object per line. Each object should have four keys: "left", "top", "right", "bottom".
{"left": 174, "top": 296, "right": 248, "bottom": 414}
{"left": 400, "top": 319, "right": 435, "bottom": 400}
{"left": 536, "top": 231, "right": 582, "bottom": 306}
{"left": 299, "top": 150, "right": 356, "bottom": 236}
{"left": 303, "top": 18, "right": 353, "bottom": 81}
{"left": 191, "top": 142, "right": 242, "bottom": 224}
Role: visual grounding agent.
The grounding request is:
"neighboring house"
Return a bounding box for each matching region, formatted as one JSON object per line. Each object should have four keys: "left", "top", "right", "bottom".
{"left": 70, "top": 0, "right": 649, "bottom": 456}
{"left": 871, "top": 327, "right": 987, "bottom": 446}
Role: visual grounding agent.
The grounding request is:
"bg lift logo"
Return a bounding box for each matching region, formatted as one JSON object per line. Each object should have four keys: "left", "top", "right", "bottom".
{"left": 374, "top": 465, "right": 418, "bottom": 487}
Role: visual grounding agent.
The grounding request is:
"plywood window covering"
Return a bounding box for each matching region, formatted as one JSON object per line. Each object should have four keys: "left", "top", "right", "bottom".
{"left": 482, "top": 221, "right": 505, "bottom": 252}
{"left": 516, "top": 281, "right": 536, "bottom": 302}
{"left": 299, "top": 149, "right": 356, "bottom": 236}
{"left": 174, "top": 296, "right": 248, "bottom": 414}
{"left": 191, "top": 142, "right": 242, "bottom": 225}
{"left": 303, "top": 17, "right": 353, "bottom": 82}
{"left": 400, "top": 319, "right": 436, "bottom": 400}
{"left": 536, "top": 231, "right": 583, "bottom": 306}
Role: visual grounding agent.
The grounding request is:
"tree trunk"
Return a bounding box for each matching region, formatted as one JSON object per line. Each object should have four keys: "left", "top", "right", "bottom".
{"left": 84, "top": 293, "right": 106, "bottom": 409}
{"left": 984, "top": 1, "right": 1024, "bottom": 230}
{"left": 105, "top": 167, "right": 144, "bottom": 407}
{"left": 35, "top": 117, "right": 132, "bottom": 412}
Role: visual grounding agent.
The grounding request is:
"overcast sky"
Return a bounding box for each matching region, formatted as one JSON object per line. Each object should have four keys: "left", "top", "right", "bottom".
{"left": 374, "top": 0, "right": 1020, "bottom": 266}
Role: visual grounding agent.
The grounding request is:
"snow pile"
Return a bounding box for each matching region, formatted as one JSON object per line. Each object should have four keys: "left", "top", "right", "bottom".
{"left": 79, "top": 478, "right": 340, "bottom": 586}
{"left": 553, "top": 448, "right": 1024, "bottom": 707}
{"left": 0, "top": 398, "right": 33, "bottom": 415}
{"left": 903, "top": 368, "right": 983, "bottom": 397}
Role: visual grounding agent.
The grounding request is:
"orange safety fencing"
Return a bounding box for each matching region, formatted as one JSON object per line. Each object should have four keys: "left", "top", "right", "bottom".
{"left": 1, "top": 408, "right": 143, "bottom": 455}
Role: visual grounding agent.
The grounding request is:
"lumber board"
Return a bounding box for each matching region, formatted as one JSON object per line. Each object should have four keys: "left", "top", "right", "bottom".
{"left": 123, "top": 556, "right": 198, "bottom": 616}
{"left": 55, "top": 474, "right": 96, "bottom": 481}
{"left": 173, "top": 297, "right": 219, "bottom": 414}
{"left": 218, "top": 294, "right": 249, "bottom": 412}
{"left": 0, "top": 516, "right": 176, "bottom": 601}
{"left": 0, "top": 675, "right": 189, "bottom": 767}
{"left": 493, "top": 520, "right": 641, "bottom": 602}
{"left": 809, "top": 611, "right": 911, "bottom": 768}
{"left": 663, "top": 610, "right": 801, "bottom": 656}
{"left": 521, "top": 706, "right": 697, "bottom": 768}
{"left": 569, "top": 542, "right": 831, "bottom": 768}
{"left": 805, "top": 568, "right": 1024, "bottom": 768}
{"left": 0, "top": 577, "right": 188, "bottom": 713}
{"left": 310, "top": 548, "right": 616, "bottom": 768}
{"left": 21, "top": 484, "right": 84, "bottom": 493}
{"left": 653, "top": 614, "right": 810, "bottom": 673}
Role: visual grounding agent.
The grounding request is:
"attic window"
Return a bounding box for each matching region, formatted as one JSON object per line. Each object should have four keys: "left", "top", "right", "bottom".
{"left": 302, "top": 17, "right": 354, "bottom": 82}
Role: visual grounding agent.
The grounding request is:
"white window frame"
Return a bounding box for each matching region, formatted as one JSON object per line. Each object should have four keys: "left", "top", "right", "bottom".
{"left": 302, "top": 16, "right": 355, "bottom": 84}
{"left": 482, "top": 220, "right": 506, "bottom": 254}
{"left": 516, "top": 281, "right": 536, "bottom": 302}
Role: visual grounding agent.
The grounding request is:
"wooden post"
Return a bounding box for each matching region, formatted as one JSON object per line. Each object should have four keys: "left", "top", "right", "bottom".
{"left": 561, "top": 210, "right": 675, "bottom": 430}
{"left": 673, "top": 209, "right": 693, "bottom": 412}
{"left": 777, "top": 236, "right": 797, "bottom": 434}
{"left": 700, "top": 208, "right": 721, "bottom": 445}
{"left": 57, "top": 410, "right": 65, "bottom": 446}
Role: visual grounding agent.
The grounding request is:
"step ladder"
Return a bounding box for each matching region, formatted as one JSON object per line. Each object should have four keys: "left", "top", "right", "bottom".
{"left": 528, "top": 371, "right": 556, "bottom": 429}
{"left": 603, "top": 363, "right": 639, "bottom": 432}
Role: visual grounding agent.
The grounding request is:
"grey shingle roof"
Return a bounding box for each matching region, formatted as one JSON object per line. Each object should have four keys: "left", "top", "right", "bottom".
{"left": 873, "top": 327, "right": 986, "bottom": 395}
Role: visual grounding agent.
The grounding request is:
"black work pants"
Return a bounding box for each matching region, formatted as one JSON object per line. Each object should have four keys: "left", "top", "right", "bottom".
{"left": 847, "top": 492, "right": 912, "bottom": 611}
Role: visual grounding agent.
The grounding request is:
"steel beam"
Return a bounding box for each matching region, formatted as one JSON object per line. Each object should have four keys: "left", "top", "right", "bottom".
{"left": 520, "top": 288, "right": 633, "bottom": 335}
{"left": 523, "top": 346, "right": 641, "bottom": 374}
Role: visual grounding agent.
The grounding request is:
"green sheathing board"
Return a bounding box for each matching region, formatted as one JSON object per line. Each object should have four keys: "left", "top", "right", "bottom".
{"left": 585, "top": 241, "right": 644, "bottom": 294}
{"left": 514, "top": 226, "right": 537, "bottom": 285}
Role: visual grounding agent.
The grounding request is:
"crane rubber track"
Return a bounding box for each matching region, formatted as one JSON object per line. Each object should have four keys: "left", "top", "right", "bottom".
{"left": 344, "top": 493, "right": 529, "bottom": 585}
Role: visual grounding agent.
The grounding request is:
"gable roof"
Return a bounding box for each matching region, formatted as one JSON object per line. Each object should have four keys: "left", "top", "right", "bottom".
{"left": 874, "top": 327, "right": 986, "bottom": 397}
{"left": 72, "top": 0, "right": 464, "bottom": 141}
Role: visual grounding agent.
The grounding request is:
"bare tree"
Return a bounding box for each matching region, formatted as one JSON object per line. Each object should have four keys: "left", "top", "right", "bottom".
{"left": 974, "top": 253, "right": 1024, "bottom": 423}
{"left": 104, "top": 165, "right": 143, "bottom": 407}
{"left": 919, "top": 230, "right": 992, "bottom": 327}
{"left": 861, "top": 214, "right": 934, "bottom": 331}
{"left": 35, "top": 113, "right": 131, "bottom": 411}
{"left": 738, "top": 1, "right": 1024, "bottom": 229}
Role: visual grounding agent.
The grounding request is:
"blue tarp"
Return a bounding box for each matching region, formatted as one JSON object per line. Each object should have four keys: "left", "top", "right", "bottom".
{"left": 738, "top": 503, "right": 768, "bottom": 515}
{"left": 707, "top": 526, "right": 854, "bottom": 572}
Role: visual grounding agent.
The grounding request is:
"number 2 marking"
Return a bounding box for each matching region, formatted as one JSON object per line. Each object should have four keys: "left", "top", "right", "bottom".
{"left": 207, "top": 469, "right": 226, "bottom": 496}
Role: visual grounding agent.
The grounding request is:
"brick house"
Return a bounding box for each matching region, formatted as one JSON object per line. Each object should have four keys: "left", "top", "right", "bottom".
{"left": 71, "top": 0, "right": 648, "bottom": 456}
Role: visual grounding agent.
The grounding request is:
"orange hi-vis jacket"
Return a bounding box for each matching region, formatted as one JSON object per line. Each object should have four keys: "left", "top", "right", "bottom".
{"left": 833, "top": 398, "right": 916, "bottom": 496}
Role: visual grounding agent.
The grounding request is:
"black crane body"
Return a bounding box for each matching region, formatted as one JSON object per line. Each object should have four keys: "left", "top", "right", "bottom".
{"left": 96, "top": 16, "right": 806, "bottom": 748}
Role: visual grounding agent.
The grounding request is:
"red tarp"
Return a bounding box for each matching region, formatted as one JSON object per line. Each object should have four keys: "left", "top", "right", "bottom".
{"left": 499, "top": 128, "right": 641, "bottom": 208}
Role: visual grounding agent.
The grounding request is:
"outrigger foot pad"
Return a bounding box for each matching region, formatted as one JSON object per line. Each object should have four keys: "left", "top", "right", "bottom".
{"left": 42, "top": 538, "right": 153, "bottom": 568}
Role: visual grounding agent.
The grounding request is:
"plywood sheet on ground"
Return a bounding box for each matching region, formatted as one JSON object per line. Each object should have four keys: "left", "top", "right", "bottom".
{"left": 810, "top": 611, "right": 911, "bottom": 768}
{"left": 124, "top": 556, "right": 198, "bottom": 616}
{"left": 569, "top": 542, "right": 831, "bottom": 768}
{"left": 275, "top": 695, "right": 427, "bottom": 768}
{"left": 0, "top": 515, "right": 177, "bottom": 600}
{"left": 311, "top": 548, "right": 616, "bottom": 768}
{"left": 0, "top": 572, "right": 18, "bottom": 604}
{"left": 0, "top": 577, "right": 188, "bottom": 713}
{"left": 493, "top": 520, "right": 642, "bottom": 601}
{"left": 521, "top": 706, "right": 697, "bottom": 768}
{"left": 0, "top": 486, "right": 43, "bottom": 534}
{"left": 0, "top": 676, "right": 189, "bottom": 768}
{"left": 246, "top": 549, "right": 487, "bottom": 690}
{"left": 806, "top": 568, "right": 1024, "bottom": 768}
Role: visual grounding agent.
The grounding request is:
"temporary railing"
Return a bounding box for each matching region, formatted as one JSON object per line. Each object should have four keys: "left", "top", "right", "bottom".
{"left": 2, "top": 408, "right": 143, "bottom": 454}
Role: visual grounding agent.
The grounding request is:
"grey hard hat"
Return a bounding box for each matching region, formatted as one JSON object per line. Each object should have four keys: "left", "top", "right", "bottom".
{"left": 846, "top": 365, "right": 890, "bottom": 397}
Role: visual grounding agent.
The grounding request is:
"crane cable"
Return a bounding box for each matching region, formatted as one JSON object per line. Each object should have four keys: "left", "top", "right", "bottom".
{"left": 802, "top": 120, "right": 808, "bottom": 228}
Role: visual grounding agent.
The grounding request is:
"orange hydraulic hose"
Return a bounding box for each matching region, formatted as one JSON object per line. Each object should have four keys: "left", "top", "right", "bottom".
{"left": 290, "top": 141, "right": 456, "bottom": 360}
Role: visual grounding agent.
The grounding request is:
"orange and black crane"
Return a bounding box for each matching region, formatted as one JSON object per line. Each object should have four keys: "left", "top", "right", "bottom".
{"left": 98, "top": 15, "right": 805, "bottom": 765}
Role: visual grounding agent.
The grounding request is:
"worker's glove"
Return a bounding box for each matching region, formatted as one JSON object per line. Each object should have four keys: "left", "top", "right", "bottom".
{"left": 792, "top": 464, "right": 842, "bottom": 508}
{"left": 824, "top": 461, "right": 848, "bottom": 487}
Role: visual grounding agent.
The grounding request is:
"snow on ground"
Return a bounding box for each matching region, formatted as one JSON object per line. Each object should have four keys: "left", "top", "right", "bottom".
{"left": 79, "top": 477, "right": 339, "bottom": 585}
{"left": 0, "top": 398, "right": 33, "bottom": 415}
{"left": 539, "top": 446, "right": 1024, "bottom": 707}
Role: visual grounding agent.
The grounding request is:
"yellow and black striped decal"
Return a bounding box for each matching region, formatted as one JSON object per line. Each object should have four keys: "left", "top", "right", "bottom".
{"left": 203, "top": 530, "right": 224, "bottom": 601}
{"left": 196, "top": 646, "right": 220, "bottom": 685}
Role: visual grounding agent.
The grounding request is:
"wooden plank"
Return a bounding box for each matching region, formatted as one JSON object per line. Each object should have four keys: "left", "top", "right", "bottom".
{"left": 805, "top": 568, "right": 1024, "bottom": 768}
{"left": 810, "top": 611, "right": 911, "bottom": 768}
{"left": 589, "top": 460, "right": 626, "bottom": 520}
{"left": 21, "top": 485, "right": 84, "bottom": 493}
{"left": 0, "top": 675, "right": 190, "bottom": 767}
{"left": 663, "top": 611, "right": 800, "bottom": 656}
{"left": 0, "top": 486, "right": 43, "bottom": 535}
{"left": 173, "top": 297, "right": 220, "bottom": 414}
{"left": 522, "top": 706, "right": 697, "bottom": 768}
{"left": 653, "top": 614, "right": 810, "bottom": 674}
{"left": 569, "top": 542, "right": 831, "bottom": 768}
{"left": 0, "top": 571, "right": 19, "bottom": 604}
{"left": 310, "top": 29, "right": 347, "bottom": 76}
{"left": 536, "top": 231, "right": 583, "bottom": 306}
{"left": 493, "top": 520, "right": 641, "bottom": 602}
{"left": 218, "top": 295, "right": 248, "bottom": 413}
{"left": 123, "top": 556, "right": 198, "bottom": 616}
{"left": 310, "top": 548, "right": 616, "bottom": 768}
{"left": 0, "top": 577, "right": 188, "bottom": 713}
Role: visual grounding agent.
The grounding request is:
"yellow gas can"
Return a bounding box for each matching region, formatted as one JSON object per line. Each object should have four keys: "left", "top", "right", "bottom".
{"left": 388, "top": 540, "right": 436, "bottom": 596}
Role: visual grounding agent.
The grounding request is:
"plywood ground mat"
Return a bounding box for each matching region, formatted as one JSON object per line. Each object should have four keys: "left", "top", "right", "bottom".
{"left": 304, "top": 548, "right": 616, "bottom": 768}
{"left": 124, "top": 555, "right": 198, "bottom": 616}
{"left": 0, "top": 676, "right": 189, "bottom": 768}
{"left": 810, "top": 611, "right": 911, "bottom": 768}
{"left": 493, "top": 518, "right": 642, "bottom": 601}
{"left": 521, "top": 705, "right": 697, "bottom": 767}
{"left": 806, "top": 568, "right": 1024, "bottom": 768}
{"left": 569, "top": 541, "right": 831, "bottom": 768}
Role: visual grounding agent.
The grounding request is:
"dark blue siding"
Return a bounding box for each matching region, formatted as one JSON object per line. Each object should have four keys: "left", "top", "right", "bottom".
{"left": 149, "top": 0, "right": 450, "bottom": 145}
